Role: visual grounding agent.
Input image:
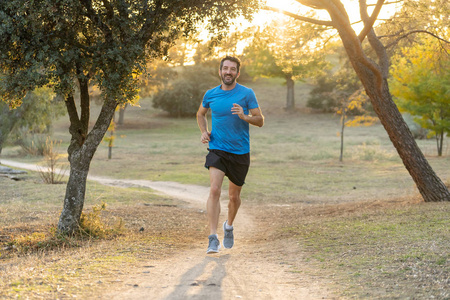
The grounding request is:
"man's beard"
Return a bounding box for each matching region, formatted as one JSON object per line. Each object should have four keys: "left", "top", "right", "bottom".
{"left": 221, "top": 72, "right": 237, "bottom": 85}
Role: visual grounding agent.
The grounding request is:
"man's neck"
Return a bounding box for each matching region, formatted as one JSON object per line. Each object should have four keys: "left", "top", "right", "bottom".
{"left": 221, "top": 82, "right": 237, "bottom": 91}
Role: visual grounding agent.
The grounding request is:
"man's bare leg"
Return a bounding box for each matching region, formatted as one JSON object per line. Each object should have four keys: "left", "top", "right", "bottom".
{"left": 227, "top": 181, "right": 242, "bottom": 226}
{"left": 207, "top": 167, "right": 225, "bottom": 235}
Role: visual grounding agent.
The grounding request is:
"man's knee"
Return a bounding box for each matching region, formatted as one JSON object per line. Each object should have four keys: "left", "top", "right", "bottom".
{"left": 229, "top": 193, "right": 241, "bottom": 204}
{"left": 209, "top": 185, "right": 222, "bottom": 199}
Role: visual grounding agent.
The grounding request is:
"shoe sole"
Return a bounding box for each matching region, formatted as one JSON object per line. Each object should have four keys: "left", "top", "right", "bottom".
{"left": 206, "top": 244, "right": 221, "bottom": 254}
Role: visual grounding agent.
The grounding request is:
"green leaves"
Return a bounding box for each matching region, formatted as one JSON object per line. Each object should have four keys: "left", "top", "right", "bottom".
{"left": 389, "top": 34, "right": 450, "bottom": 155}
{"left": 0, "top": 0, "right": 259, "bottom": 105}
{"left": 244, "top": 17, "right": 329, "bottom": 80}
{"left": 152, "top": 65, "right": 219, "bottom": 117}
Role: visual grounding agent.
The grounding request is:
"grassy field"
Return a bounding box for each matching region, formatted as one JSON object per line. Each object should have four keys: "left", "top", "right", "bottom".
{"left": 266, "top": 199, "right": 449, "bottom": 299}
{"left": 5, "top": 78, "right": 447, "bottom": 202}
{"left": 1, "top": 78, "right": 449, "bottom": 299}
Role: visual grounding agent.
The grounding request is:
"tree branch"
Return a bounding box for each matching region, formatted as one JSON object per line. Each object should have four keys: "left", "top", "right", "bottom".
{"left": 78, "top": 76, "right": 90, "bottom": 137}
{"left": 323, "top": 0, "right": 384, "bottom": 92}
{"left": 271, "top": 0, "right": 384, "bottom": 92}
{"left": 79, "top": 0, "right": 113, "bottom": 42}
{"left": 358, "top": 0, "right": 388, "bottom": 78}
{"left": 85, "top": 97, "right": 118, "bottom": 158}
{"left": 263, "top": 6, "right": 334, "bottom": 26}
{"left": 65, "top": 93, "right": 85, "bottom": 153}
{"left": 65, "top": 94, "right": 81, "bottom": 129}
{"left": 322, "top": 0, "right": 353, "bottom": 33}
{"left": 329, "top": 0, "right": 350, "bottom": 17}
{"left": 380, "top": 30, "right": 450, "bottom": 48}
{"left": 368, "top": 30, "right": 390, "bottom": 78}
{"left": 358, "top": 0, "right": 385, "bottom": 42}
{"left": 295, "top": 0, "right": 327, "bottom": 9}
{"left": 367, "top": 0, "right": 401, "bottom": 6}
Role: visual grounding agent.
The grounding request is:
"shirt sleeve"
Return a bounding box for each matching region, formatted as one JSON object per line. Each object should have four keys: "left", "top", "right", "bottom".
{"left": 247, "top": 89, "right": 259, "bottom": 110}
{"left": 202, "top": 91, "right": 210, "bottom": 108}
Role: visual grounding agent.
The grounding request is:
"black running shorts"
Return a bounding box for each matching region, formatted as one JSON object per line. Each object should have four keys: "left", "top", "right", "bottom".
{"left": 204, "top": 149, "right": 250, "bottom": 186}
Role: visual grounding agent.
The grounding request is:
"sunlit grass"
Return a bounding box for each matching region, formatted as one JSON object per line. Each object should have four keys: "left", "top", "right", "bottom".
{"left": 2, "top": 79, "right": 449, "bottom": 204}
{"left": 282, "top": 201, "right": 450, "bottom": 298}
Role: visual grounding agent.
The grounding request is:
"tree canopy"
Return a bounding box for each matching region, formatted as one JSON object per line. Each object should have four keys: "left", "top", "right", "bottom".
{"left": 244, "top": 17, "right": 328, "bottom": 109}
{"left": 377, "top": 0, "right": 450, "bottom": 51}
{"left": 0, "top": 0, "right": 258, "bottom": 106}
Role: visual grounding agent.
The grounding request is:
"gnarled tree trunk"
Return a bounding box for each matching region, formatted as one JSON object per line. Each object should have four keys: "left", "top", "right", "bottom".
{"left": 57, "top": 76, "right": 118, "bottom": 234}
{"left": 359, "top": 72, "right": 448, "bottom": 201}
{"left": 327, "top": 0, "right": 449, "bottom": 202}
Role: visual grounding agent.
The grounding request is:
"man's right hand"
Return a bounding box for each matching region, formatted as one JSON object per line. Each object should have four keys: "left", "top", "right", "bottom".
{"left": 201, "top": 131, "right": 211, "bottom": 144}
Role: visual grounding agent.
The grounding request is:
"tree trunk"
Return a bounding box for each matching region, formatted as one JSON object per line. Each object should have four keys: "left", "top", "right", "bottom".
{"left": 58, "top": 157, "right": 90, "bottom": 233}
{"left": 285, "top": 75, "right": 295, "bottom": 111}
{"left": 356, "top": 68, "right": 449, "bottom": 201}
{"left": 58, "top": 98, "right": 117, "bottom": 233}
{"left": 436, "top": 130, "right": 443, "bottom": 157}
{"left": 118, "top": 103, "right": 127, "bottom": 125}
{"left": 58, "top": 74, "right": 119, "bottom": 233}
{"left": 340, "top": 109, "right": 346, "bottom": 162}
{"left": 324, "top": 3, "right": 450, "bottom": 202}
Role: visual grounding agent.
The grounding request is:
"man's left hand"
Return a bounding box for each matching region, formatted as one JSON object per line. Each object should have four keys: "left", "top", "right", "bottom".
{"left": 231, "top": 103, "right": 244, "bottom": 119}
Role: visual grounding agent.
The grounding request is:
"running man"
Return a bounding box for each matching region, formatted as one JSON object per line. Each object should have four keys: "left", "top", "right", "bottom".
{"left": 197, "top": 56, "right": 264, "bottom": 254}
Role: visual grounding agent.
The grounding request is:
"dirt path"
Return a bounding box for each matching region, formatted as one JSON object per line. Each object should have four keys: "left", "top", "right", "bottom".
{"left": 1, "top": 160, "right": 335, "bottom": 299}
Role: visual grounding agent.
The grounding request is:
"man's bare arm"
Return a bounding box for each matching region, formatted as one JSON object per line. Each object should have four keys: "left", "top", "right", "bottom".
{"left": 231, "top": 104, "right": 264, "bottom": 127}
{"left": 197, "top": 105, "right": 211, "bottom": 143}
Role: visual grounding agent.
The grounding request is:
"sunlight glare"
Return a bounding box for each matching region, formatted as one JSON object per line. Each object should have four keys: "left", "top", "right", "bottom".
{"left": 191, "top": 0, "right": 400, "bottom": 61}
{"left": 258, "top": 0, "right": 399, "bottom": 32}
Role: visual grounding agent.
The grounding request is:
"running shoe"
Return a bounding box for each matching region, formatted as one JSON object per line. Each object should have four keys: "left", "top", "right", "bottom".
{"left": 223, "top": 221, "right": 234, "bottom": 249}
{"left": 206, "top": 234, "right": 220, "bottom": 254}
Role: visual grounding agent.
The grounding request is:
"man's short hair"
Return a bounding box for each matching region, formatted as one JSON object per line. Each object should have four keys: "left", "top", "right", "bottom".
{"left": 220, "top": 56, "right": 241, "bottom": 73}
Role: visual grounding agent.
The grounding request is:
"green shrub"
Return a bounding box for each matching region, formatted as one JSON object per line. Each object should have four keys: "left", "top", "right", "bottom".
{"left": 15, "top": 131, "right": 49, "bottom": 156}
{"left": 152, "top": 65, "right": 219, "bottom": 117}
{"left": 306, "top": 77, "right": 338, "bottom": 112}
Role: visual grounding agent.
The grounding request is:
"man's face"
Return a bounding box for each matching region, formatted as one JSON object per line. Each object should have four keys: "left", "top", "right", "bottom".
{"left": 220, "top": 60, "right": 240, "bottom": 86}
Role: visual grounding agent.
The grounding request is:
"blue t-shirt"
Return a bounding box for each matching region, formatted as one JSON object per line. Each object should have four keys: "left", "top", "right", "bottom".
{"left": 202, "top": 83, "right": 259, "bottom": 155}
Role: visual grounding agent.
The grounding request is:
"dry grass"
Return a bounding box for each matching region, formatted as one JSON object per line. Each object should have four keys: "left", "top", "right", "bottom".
{"left": 257, "top": 197, "right": 450, "bottom": 299}
{"left": 0, "top": 174, "right": 207, "bottom": 299}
